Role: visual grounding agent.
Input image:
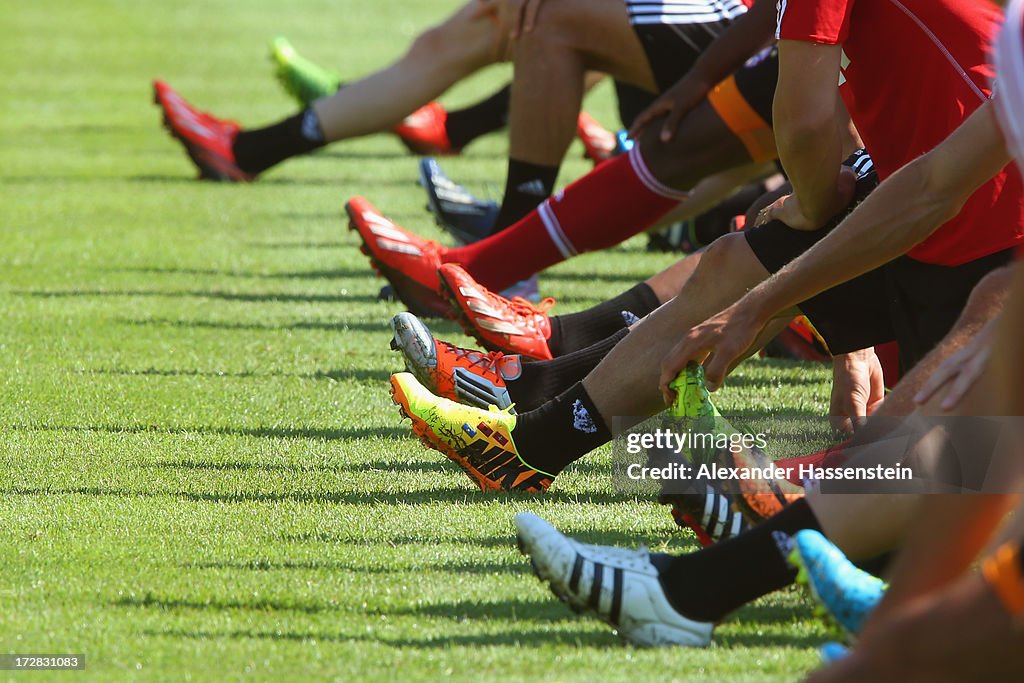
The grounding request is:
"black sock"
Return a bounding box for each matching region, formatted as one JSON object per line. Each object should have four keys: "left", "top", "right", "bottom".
{"left": 233, "top": 108, "right": 326, "bottom": 175}
{"left": 491, "top": 159, "right": 560, "bottom": 234}
{"left": 651, "top": 498, "right": 821, "bottom": 622}
{"left": 445, "top": 84, "right": 511, "bottom": 150}
{"left": 855, "top": 553, "right": 892, "bottom": 578}
{"left": 692, "top": 181, "right": 767, "bottom": 246}
{"left": 547, "top": 284, "right": 660, "bottom": 356}
{"left": 508, "top": 329, "right": 627, "bottom": 411}
{"left": 513, "top": 382, "right": 611, "bottom": 476}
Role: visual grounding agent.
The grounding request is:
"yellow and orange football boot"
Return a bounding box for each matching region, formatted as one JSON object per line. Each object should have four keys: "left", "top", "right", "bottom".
{"left": 390, "top": 372, "right": 552, "bottom": 492}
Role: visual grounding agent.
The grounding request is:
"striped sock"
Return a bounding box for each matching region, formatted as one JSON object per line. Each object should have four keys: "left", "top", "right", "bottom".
{"left": 443, "top": 147, "right": 686, "bottom": 293}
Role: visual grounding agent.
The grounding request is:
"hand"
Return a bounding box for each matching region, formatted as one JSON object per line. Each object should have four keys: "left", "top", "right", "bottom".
{"left": 914, "top": 316, "right": 998, "bottom": 411}
{"left": 507, "top": 0, "right": 545, "bottom": 37}
{"left": 830, "top": 349, "right": 885, "bottom": 434}
{"left": 658, "top": 301, "right": 767, "bottom": 404}
{"left": 756, "top": 166, "right": 857, "bottom": 231}
{"left": 628, "top": 74, "right": 711, "bottom": 143}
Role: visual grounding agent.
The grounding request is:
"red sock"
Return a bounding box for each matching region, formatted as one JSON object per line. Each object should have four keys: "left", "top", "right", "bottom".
{"left": 443, "top": 147, "right": 688, "bottom": 292}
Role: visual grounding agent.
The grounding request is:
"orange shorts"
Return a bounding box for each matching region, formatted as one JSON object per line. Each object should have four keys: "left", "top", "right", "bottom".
{"left": 981, "top": 541, "right": 1024, "bottom": 618}
{"left": 707, "top": 74, "right": 778, "bottom": 164}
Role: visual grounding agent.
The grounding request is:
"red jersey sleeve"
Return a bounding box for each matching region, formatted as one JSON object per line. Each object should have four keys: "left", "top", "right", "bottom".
{"left": 775, "top": 0, "right": 856, "bottom": 45}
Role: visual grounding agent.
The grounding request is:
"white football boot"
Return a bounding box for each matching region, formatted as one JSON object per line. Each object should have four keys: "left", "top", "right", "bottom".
{"left": 515, "top": 512, "right": 713, "bottom": 647}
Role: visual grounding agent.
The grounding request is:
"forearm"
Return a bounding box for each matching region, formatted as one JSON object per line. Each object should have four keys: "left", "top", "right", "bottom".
{"left": 750, "top": 159, "right": 960, "bottom": 318}
{"left": 749, "top": 102, "right": 1011, "bottom": 323}
{"left": 774, "top": 108, "right": 844, "bottom": 225}
{"left": 686, "top": 0, "right": 776, "bottom": 91}
{"left": 993, "top": 261, "right": 1024, "bottom": 413}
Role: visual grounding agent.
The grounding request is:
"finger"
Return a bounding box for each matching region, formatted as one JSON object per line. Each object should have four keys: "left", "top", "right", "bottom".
{"left": 523, "top": 0, "right": 541, "bottom": 32}
{"left": 754, "top": 206, "right": 772, "bottom": 227}
{"left": 848, "top": 393, "right": 871, "bottom": 432}
{"left": 659, "top": 352, "right": 688, "bottom": 405}
{"left": 831, "top": 415, "right": 854, "bottom": 434}
{"left": 940, "top": 358, "right": 983, "bottom": 411}
{"left": 703, "top": 353, "right": 729, "bottom": 392}
{"left": 660, "top": 107, "right": 684, "bottom": 142}
{"left": 509, "top": 1, "right": 525, "bottom": 37}
{"left": 836, "top": 165, "right": 857, "bottom": 202}
{"left": 914, "top": 363, "right": 955, "bottom": 404}
{"left": 659, "top": 368, "right": 678, "bottom": 405}
{"left": 628, "top": 104, "right": 663, "bottom": 139}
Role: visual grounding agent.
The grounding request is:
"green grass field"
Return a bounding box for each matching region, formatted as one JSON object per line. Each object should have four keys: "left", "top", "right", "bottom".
{"left": 2, "top": 1, "right": 834, "bottom": 680}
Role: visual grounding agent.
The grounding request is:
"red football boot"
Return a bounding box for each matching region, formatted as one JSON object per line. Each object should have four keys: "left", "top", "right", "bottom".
{"left": 393, "top": 102, "right": 459, "bottom": 156}
{"left": 437, "top": 263, "right": 556, "bottom": 361}
{"left": 153, "top": 80, "right": 254, "bottom": 182}
{"left": 576, "top": 112, "right": 617, "bottom": 165}
{"left": 346, "top": 197, "right": 451, "bottom": 318}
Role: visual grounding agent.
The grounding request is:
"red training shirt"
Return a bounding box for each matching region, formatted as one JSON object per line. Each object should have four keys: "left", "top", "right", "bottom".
{"left": 777, "top": 0, "right": 1024, "bottom": 265}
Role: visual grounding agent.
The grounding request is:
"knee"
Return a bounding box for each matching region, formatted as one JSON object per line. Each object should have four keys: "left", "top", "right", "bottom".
{"left": 635, "top": 114, "right": 724, "bottom": 190}
{"left": 688, "top": 232, "right": 748, "bottom": 283}
{"left": 958, "top": 265, "right": 1013, "bottom": 327}
{"left": 635, "top": 120, "right": 687, "bottom": 187}
{"left": 408, "top": 22, "right": 490, "bottom": 70}
{"left": 700, "top": 231, "right": 747, "bottom": 267}
{"left": 966, "top": 266, "right": 1012, "bottom": 311}
{"left": 409, "top": 25, "right": 451, "bottom": 60}
{"left": 513, "top": 4, "right": 574, "bottom": 55}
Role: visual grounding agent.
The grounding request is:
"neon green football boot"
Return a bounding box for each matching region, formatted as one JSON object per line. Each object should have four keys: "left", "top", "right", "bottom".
{"left": 269, "top": 37, "right": 341, "bottom": 106}
{"left": 667, "top": 363, "right": 722, "bottom": 419}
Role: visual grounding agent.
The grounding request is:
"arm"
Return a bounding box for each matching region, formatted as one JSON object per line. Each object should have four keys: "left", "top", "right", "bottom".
{"left": 746, "top": 101, "right": 1010, "bottom": 331}
{"left": 772, "top": 39, "right": 850, "bottom": 227}
{"left": 657, "top": 101, "right": 1011, "bottom": 395}
{"left": 629, "top": 0, "right": 777, "bottom": 140}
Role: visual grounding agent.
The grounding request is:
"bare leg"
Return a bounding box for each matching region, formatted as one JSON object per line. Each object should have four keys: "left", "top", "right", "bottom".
{"left": 507, "top": 0, "right": 656, "bottom": 167}
{"left": 646, "top": 163, "right": 775, "bottom": 232}
{"left": 808, "top": 267, "right": 1014, "bottom": 560}
{"left": 644, "top": 255, "right": 703, "bottom": 304}
{"left": 583, "top": 232, "right": 772, "bottom": 421}
{"left": 313, "top": 0, "right": 507, "bottom": 140}
{"left": 808, "top": 570, "right": 1024, "bottom": 683}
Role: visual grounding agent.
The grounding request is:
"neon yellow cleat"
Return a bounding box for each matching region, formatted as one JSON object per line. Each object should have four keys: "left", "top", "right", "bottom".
{"left": 389, "top": 372, "right": 552, "bottom": 492}
{"left": 668, "top": 363, "right": 721, "bottom": 419}
{"left": 269, "top": 37, "right": 341, "bottom": 106}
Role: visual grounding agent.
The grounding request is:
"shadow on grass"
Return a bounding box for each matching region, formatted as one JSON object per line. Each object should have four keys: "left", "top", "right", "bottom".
{"left": 108, "top": 266, "right": 376, "bottom": 280}
{"left": 118, "top": 317, "right": 395, "bottom": 334}
{"left": 142, "top": 456, "right": 452, "bottom": 476}
{"left": 17, "top": 288, "right": 381, "bottom": 305}
{"left": 279, "top": 526, "right": 675, "bottom": 550}
{"left": 118, "top": 595, "right": 568, "bottom": 621}
{"left": 541, "top": 270, "right": 655, "bottom": 285}
{"left": 5, "top": 421, "right": 405, "bottom": 441}
{"left": 184, "top": 558, "right": 523, "bottom": 576}
{"left": 143, "top": 626, "right": 617, "bottom": 648}
{"left": 125, "top": 174, "right": 293, "bottom": 185}
{"left": 248, "top": 240, "right": 347, "bottom": 249}
{"left": 4, "top": 484, "right": 639, "bottom": 508}
{"left": 723, "top": 372, "right": 829, "bottom": 390}
{"left": 84, "top": 366, "right": 390, "bottom": 383}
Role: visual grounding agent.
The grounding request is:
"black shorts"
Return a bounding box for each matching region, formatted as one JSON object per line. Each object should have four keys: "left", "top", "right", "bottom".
{"left": 746, "top": 197, "right": 1015, "bottom": 370}
{"left": 732, "top": 47, "right": 777, "bottom": 125}
{"left": 631, "top": 23, "right": 728, "bottom": 92}
{"left": 613, "top": 81, "right": 658, "bottom": 129}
